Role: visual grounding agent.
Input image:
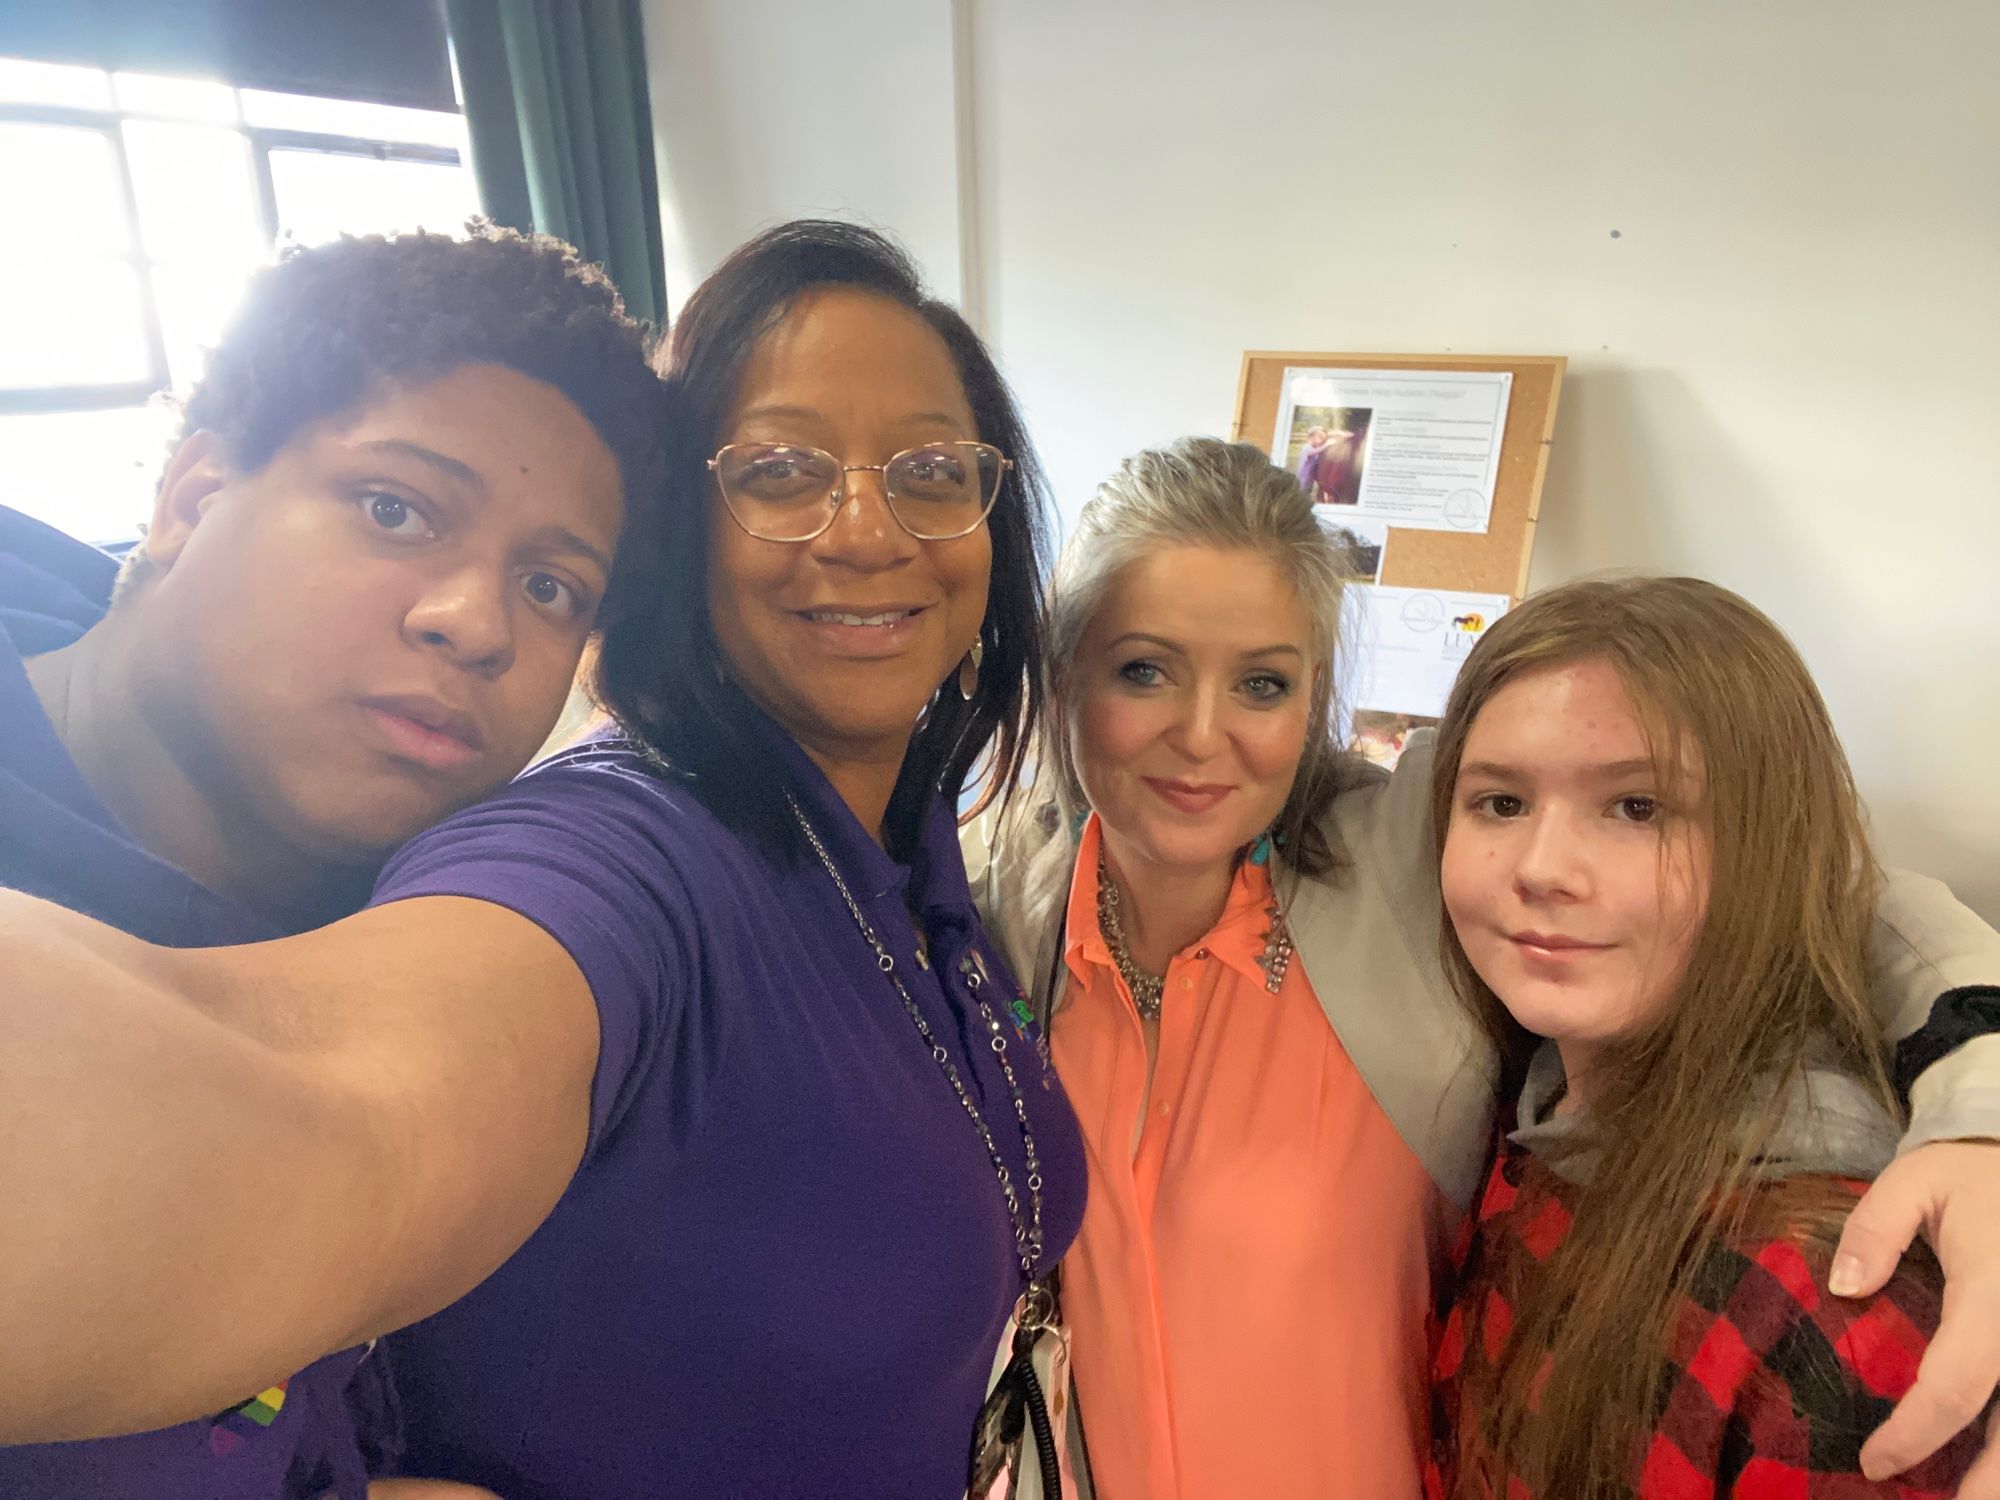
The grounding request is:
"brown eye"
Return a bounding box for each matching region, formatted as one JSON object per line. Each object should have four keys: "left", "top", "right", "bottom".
{"left": 362, "top": 491, "right": 432, "bottom": 540}
{"left": 523, "top": 572, "right": 583, "bottom": 619}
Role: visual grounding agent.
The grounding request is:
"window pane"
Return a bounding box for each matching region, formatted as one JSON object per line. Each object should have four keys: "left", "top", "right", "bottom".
{"left": 240, "top": 89, "right": 466, "bottom": 150}
{"left": 0, "top": 57, "right": 112, "bottom": 110}
{"left": 0, "top": 123, "right": 130, "bottom": 254}
{"left": 0, "top": 258, "right": 153, "bottom": 388}
{"left": 152, "top": 261, "right": 259, "bottom": 391}
{"left": 270, "top": 150, "right": 477, "bottom": 244}
{"left": 122, "top": 121, "right": 264, "bottom": 261}
{"left": 113, "top": 71, "right": 239, "bottom": 124}
{"left": 0, "top": 405, "right": 178, "bottom": 544}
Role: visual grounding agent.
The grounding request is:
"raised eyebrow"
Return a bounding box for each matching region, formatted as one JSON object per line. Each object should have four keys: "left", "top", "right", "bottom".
{"left": 352, "top": 439, "right": 484, "bottom": 491}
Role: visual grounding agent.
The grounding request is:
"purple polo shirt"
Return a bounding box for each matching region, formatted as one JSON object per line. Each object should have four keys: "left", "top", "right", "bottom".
{"left": 369, "top": 722, "right": 1087, "bottom": 1498}
{"left": 0, "top": 507, "right": 380, "bottom": 1498}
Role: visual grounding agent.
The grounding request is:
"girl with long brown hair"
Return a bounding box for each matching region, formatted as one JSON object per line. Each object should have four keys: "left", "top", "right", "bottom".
{"left": 1427, "top": 575, "right": 1986, "bottom": 1498}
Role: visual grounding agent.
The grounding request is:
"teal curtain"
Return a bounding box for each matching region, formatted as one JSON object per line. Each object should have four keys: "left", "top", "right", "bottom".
{"left": 447, "top": 0, "right": 667, "bottom": 329}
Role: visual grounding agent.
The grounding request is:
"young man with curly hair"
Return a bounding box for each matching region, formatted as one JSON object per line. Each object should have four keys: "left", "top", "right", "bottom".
{"left": 0, "top": 225, "right": 665, "bottom": 1499}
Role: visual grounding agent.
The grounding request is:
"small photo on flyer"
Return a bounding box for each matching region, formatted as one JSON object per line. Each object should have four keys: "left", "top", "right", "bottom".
{"left": 1283, "top": 405, "right": 1372, "bottom": 507}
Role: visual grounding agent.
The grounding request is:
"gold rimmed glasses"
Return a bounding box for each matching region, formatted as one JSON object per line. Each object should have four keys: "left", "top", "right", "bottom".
{"left": 707, "top": 440, "right": 1010, "bottom": 542}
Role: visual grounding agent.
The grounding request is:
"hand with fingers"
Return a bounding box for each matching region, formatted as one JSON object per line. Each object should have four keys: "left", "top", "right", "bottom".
{"left": 1836, "top": 1140, "right": 2000, "bottom": 1497}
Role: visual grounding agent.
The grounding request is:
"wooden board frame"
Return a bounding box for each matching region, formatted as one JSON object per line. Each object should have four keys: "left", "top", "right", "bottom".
{"left": 1232, "top": 351, "right": 1565, "bottom": 598}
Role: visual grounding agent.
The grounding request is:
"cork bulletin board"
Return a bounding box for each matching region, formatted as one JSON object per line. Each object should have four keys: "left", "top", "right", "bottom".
{"left": 1231, "top": 352, "right": 1565, "bottom": 599}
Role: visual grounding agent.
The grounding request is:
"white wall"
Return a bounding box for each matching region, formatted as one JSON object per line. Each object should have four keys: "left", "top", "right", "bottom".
{"left": 643, "top": 0, "right": 2000, "bottom": 919}
{"left": 643, "top": 0, "right": 964, "bottom": 311}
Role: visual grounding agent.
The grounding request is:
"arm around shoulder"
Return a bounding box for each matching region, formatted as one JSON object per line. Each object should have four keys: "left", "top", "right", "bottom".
{"left": 1721, "top": 1245, "right": 1983, "bottom": 1496}
{"left": 1865, "top": 868, "right": 2000, "bottom": 1149}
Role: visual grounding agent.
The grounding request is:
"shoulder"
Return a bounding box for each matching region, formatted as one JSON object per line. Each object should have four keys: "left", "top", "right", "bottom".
{"left": 371, "top": 742, "right": 754, "bottom": 992}
{"left": 965, "top": 787, "right": 1076, "bottom": 996}
{"left": 379, "top": 742, "right": 733, "bottom": 895}
{"left": 1659, "top": 1187, "right": 1973, "bottom": 1493}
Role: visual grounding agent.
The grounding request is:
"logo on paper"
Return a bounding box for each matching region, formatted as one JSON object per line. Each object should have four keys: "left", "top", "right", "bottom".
{"left": 1444, "top": 489, "right": 1488, "bottom": 530}
{"left": 1444, "top": 612, "right": 1493, "bottom": 661}
{"left": 1400, "top": 593, "right": 1446, "bottom": 632}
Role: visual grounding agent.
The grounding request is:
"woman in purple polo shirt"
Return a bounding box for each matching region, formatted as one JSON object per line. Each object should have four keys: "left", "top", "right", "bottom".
{"left": 0, "top": 222, "right": 1085, "bottom": 1499}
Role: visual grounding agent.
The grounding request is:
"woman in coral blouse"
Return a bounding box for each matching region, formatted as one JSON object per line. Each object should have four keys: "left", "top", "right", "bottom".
{"left": 971, "top": 438, "right": 2000, "bottom": 1499}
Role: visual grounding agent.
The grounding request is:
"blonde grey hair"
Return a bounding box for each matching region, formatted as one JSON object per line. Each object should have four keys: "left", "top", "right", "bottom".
{"left": 1042, "top": 436, "right": 1361, "bottom": 877}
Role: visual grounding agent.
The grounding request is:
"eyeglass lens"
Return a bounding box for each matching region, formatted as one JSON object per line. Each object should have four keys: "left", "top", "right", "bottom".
{"left": 715, "top": 442, "right": 1003, "bottom": 540}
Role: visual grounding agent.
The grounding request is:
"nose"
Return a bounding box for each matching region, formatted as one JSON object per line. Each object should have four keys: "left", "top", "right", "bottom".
{"left": 1511, "top": 806, "right": 1590, "bottom": 904}
{"left": 403, "top": 563, "right": 517, "bottom": 678}
{"left": 811, "top": 467, "right": 921, "bottom": 571}
{"left": 1164, "top": 679, "right": 1226, "bottom": 763}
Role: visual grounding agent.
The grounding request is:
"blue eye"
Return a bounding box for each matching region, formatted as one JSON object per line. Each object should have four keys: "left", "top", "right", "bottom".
{"left": 1242, "top": 672, "right": 1291, "bottom": 702}
{"left": 1118, "top": 660, "right": 1163, "bottom": 687}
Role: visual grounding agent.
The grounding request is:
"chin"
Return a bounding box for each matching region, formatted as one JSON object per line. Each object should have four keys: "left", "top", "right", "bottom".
{"left": 800, "top": 685, "right": 944, "bottom": 750}
{"left": 1104, "top": 813, "right": 1253, "bottom": 874}
{"left": 304, "top": 782, "right": 479, "bottom": 860}
{"left": 1492, "top": 986, "right": 1620, "bottom": 1048}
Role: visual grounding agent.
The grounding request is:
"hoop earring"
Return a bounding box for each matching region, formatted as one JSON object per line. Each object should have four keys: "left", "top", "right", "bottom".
{"left": 957, "top": 637, "right": 984, "bottom": 701}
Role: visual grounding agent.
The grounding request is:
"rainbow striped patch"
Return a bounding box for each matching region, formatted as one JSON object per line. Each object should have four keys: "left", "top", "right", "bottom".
{"left": 208, "top": 1380, "right": 288, "bottom": 1456}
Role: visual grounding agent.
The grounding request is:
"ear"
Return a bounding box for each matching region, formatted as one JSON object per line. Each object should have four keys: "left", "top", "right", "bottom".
{"left": 144, "top": 431, "right": 234, "bottom": 572}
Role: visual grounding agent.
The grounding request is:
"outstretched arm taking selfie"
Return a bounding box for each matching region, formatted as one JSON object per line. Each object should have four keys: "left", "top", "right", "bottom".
{"left": 0, "top": 889, "right": 598, "bottom": 1443}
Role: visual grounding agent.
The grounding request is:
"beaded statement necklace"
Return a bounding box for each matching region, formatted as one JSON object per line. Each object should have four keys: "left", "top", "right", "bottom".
{"left": 1095, "top": 845, "right": 1165, "bottom": 1020}
{"left": 1094, "top": 842, "right": 1296, "bottom": 1020}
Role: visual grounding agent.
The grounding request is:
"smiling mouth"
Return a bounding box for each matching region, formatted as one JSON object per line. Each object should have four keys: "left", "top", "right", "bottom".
{"left": 799, "top": 607, "right": 925, "bottom": 627}
{"left": 1142, "top": 776, "right": 1234, "bottom": 812}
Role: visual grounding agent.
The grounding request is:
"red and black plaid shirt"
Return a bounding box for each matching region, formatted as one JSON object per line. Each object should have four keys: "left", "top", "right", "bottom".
{"left": 1424, "top": 1140, "right": 1981, "bottom": 1498}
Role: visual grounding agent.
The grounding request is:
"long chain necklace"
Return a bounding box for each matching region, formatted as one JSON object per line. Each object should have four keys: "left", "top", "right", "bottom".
{"left": 1096, "top": 845, "right": 1165, "bottom": 1020}
{"left": 787, "top": 794, "right": 1046, "bottom": 1282}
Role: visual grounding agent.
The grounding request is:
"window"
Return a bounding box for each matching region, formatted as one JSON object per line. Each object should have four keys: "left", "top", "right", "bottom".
{"left": 0, "top": 55, "right": 478, "bottom": 544}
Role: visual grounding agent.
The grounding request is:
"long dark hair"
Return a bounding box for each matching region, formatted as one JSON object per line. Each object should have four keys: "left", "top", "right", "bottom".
{"left": 592, "top": 220, "right": 1052, "bottom": 862}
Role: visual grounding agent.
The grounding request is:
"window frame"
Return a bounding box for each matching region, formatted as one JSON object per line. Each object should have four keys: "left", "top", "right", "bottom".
{"left": 0, "top": 78, "right": 467, "bottom": 419}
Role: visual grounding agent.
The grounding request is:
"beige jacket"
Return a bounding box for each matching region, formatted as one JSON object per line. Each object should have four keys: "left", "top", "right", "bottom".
{"left": 966, "top": 733, "right": 2000, "bottom": 1214}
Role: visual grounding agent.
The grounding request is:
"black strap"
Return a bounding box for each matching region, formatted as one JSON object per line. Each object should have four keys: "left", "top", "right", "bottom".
{"left": 1894, "top": 985, "right": 2000, "bottom": 1101}
{"left": 1038, "top": 910, "right": 1068, "bottom": 1033}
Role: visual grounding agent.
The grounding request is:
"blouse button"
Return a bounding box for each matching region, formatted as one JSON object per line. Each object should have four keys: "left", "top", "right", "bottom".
{"left": 1195, "top": 947, "right": 1209, "bottom": 959}
{"left": 1180, "top": 976, "right": 1193, "bottom": 991}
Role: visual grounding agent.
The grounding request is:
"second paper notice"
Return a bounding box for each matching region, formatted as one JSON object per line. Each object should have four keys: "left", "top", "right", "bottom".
{"left": 1345, "top": 584, "right": 1511, "bottom": 769}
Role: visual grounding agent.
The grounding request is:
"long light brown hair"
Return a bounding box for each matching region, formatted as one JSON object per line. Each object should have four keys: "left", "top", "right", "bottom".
{"left": 1427, "top": 576, "right": 1896, "bottom": 1500}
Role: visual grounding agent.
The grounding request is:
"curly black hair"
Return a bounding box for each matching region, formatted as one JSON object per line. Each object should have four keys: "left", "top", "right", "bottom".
{"left": 123, "top": 222, "right": 667, "bottom": 603}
